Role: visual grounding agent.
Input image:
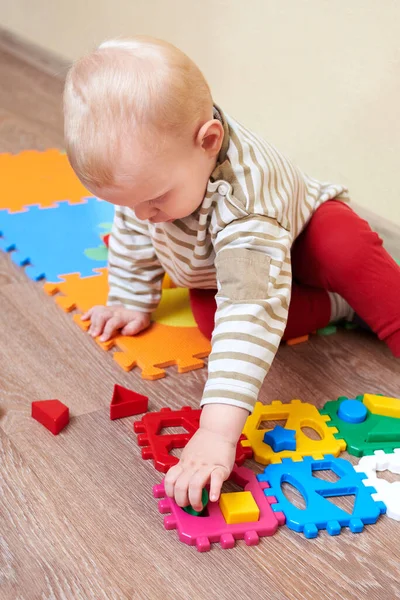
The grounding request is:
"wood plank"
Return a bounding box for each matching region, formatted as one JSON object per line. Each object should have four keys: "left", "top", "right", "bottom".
{"left": 0, "top": 426, "right": 163, "bottom": 600}
{"left": 7, "top": 411, "right": 290, "bottom": 600}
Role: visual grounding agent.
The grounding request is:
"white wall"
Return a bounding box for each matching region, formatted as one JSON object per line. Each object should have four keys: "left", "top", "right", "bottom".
{"left": 1, "top": 0, "right": 399, "bottom": 224}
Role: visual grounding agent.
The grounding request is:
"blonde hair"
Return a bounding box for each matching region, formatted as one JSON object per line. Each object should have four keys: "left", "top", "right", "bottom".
{"left": 63, "top": 36, "right": 213, "bottom": 188}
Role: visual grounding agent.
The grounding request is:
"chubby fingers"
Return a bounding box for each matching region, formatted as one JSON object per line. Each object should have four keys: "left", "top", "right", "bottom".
{"left": 164, "top": 463, "right": 183, "bottom": 499}
{"left": 100, "top": 315, "right": 127, "bottom": 341}
{"left": 173, "top": 468, "right": 200, "bottom": 508}
{"left": 81, "top": 307, "right": 94, "bottom": 321}
{"left": 188, "top": 468, "right": 213, "bottom": 512}
{"left": 121, "top": 318, "right": 147, "bottom": 336}
{"left": 165, "top": 465, "right": 217, "bottom": 512}
{"left": 209, "top": 466, "right": 228, "bottom": 502}
{"left": 165, "top": 464, "right": 199, "bottom": 509}
{"left": 88, "top": 310, "right": 111, "bottom": 337}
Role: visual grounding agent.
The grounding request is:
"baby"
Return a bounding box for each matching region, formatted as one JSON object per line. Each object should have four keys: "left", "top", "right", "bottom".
{"left": 64, "top": 36, "right": 400, "bottom": 512}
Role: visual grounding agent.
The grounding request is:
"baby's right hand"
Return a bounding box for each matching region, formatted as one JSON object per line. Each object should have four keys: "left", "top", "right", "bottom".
{"left": 81, "top": 305, "right": 151, "bottom": 342}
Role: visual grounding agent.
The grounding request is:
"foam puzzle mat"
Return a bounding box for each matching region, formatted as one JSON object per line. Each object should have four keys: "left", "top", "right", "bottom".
{"left": 0, "top": 149, "right": 91, "bottom": 212}
{"left": 0, "top": 149, "right": 211, "bottom": 378}
{"left": 45, "top": 270, "right": 210, "bottom": 378}
{"left": 0, "top": 198, "right": 114, "bottom": 281}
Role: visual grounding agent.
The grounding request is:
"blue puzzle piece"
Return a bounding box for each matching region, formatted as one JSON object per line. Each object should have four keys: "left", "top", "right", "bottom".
{"left": 263, "top": 425, "right": 296, "bottom": 452}
{"left": 257, "top": 455, "right": 386, "bottom": 538}
{"left": 0, "top": 199, "right": 114, "bottom": 281}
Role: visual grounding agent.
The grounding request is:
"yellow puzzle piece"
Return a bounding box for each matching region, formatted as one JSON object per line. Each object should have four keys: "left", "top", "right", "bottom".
{"left": 241, "top": 400, "right": 346, "bottom": 465}
{"left": 363, "top": 394, "right": 400, "bottom": 419}
{"left": 219, "top": 491, "right": 260, "bottom": 524}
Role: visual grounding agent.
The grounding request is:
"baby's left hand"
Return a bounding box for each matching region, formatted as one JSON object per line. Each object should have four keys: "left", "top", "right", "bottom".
{"left": 164, "top": 427, "right": 236, "bottom": 512}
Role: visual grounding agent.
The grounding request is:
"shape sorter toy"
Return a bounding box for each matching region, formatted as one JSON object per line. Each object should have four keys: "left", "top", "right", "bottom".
{"left": 153, "top": 465, "right": 285, "bottom": 551}
{"left": 321, "top": 394, "right": 400, "bottom": 456}
{"left": 258, "top": 455, "right": 386, "bottom": 538}
{"left": 241, "top": 400, "right": 346, "bottom": 464}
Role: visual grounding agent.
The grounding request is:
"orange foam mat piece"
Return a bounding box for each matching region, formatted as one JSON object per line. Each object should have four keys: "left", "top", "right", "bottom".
{"left": 286, "top": 335, "right": 309, "bottom": 346}
{"left": 44, "top": 268, "right": 109, "bottom": 312}
{"left": 44, "top": 269, "right": 211, "bottom": 379}
{"left": 85, "top": 320, "right": 210, "bottom": 379}
{"left": 0, "top": 149, "right": 91, "bottom": 212}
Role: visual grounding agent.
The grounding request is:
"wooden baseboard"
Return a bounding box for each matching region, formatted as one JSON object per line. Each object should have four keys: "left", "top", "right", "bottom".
{"left": 0, "top": 26, "right": 70, "bottom": 79}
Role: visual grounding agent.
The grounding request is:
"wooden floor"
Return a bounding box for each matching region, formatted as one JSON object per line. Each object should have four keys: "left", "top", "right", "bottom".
{"left": 1, "top": 29, "right": 400, "bottom": 600}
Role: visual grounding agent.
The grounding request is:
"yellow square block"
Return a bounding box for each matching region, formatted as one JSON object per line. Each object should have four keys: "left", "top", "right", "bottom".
{"left": 219, "top": 491, "right": 260, "bottom": 524}
{"left": 363, "top": 394, "right": 400, "bottom": 419}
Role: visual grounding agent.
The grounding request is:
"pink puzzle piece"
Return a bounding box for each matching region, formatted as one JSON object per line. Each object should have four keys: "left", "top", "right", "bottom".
{"left": 153, "top": 465, "right": 285, "bottom": 551}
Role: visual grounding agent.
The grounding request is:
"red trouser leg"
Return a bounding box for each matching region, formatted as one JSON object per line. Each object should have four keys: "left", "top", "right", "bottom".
{"left": 189, "top": 283, "right": 331, "bottom": 342}
{"left": 189, "top": 288, "right": 218, "bottom": 341}
{"left": 292, "top": 200, "right": 400, "bottom": 357}
{"left": 189, "top": 200, "right": 400, "bottom": 356}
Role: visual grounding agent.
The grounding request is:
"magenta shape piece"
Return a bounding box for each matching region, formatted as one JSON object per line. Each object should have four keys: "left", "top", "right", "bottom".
{"left": 152, "top": 465, "right": 285, "bottom": 552}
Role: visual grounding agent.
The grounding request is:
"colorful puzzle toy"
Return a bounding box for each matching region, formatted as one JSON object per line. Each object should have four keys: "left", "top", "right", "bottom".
{"left": 241, "top": 400, "right": 346, "bottom": 464}
{"left": 258, "top": 455, "right": 386, "bottom": 538}
{"left": 134, "top": 407, "right": 201, "bottom": 472}
{"left": 355, "top": 450, "right": 400, "bottom": 521}
{"left": 134, "top": 406, "right": 252, "bottom": 472}
{"left": 153, "top": 465, "right": 285, "bottom": 551}
{"left": 321, "top": 395, "right": 400, "bottom": 456}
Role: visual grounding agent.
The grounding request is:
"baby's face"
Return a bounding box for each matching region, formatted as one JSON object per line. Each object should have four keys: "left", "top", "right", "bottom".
{"left": 91, "top": 131, "right": 215, "bottom": 224}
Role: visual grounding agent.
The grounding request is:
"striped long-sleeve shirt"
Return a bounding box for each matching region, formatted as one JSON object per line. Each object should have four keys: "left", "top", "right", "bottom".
{"left": 108, "top": 105, "right": 350, "bottom": 413}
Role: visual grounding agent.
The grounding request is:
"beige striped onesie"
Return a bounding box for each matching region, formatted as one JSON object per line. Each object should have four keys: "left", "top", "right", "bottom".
{"left": 108, "top": 105, "right": 350, "bottom": 413}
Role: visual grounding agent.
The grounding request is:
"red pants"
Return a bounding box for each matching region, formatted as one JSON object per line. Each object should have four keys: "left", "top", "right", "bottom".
{"left": 189, "top": 201, "right": 400, "bottom": 357}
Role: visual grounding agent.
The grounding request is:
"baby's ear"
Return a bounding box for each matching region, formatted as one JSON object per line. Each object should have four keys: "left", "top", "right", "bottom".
{"left": 198, "top": 119, "right": 224, "bottom": 155}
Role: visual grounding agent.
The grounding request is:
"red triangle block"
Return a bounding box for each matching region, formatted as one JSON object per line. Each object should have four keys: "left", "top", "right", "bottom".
{"left": 31, "top": 399, "right": 69, "bottom": 435}
{"left": 110, "top": 384, "right": 149, "bottom": 420}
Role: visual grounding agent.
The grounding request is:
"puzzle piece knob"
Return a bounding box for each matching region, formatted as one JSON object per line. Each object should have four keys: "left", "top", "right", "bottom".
{"left": 338, "top": 399, "right": 367, "bottom": 424}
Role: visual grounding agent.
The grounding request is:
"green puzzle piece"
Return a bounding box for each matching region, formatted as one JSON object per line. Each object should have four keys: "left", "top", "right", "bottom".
{"left": 320, "top": 396, "right": 400, "bottom": 457}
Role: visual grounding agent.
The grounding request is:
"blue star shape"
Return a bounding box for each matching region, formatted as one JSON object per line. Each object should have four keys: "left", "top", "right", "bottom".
{"left": 263, "top": 425, "right": 297, "bottom": 452}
